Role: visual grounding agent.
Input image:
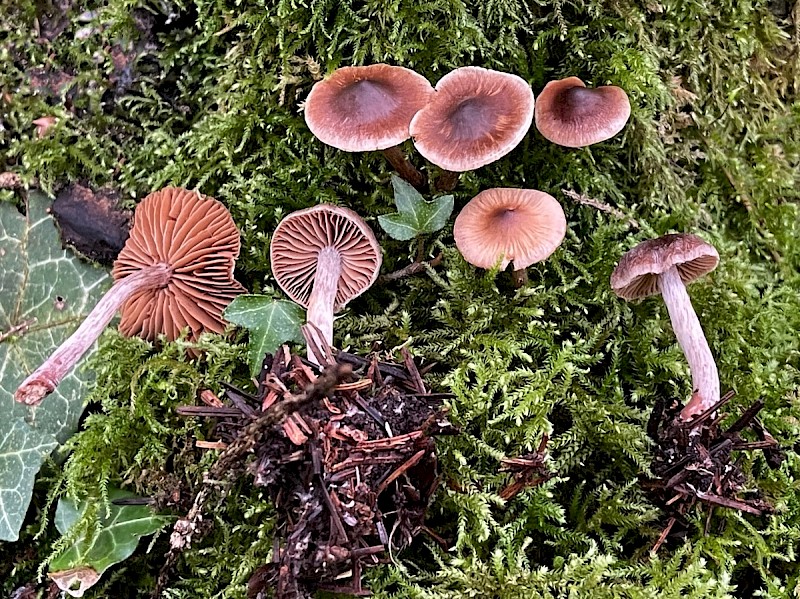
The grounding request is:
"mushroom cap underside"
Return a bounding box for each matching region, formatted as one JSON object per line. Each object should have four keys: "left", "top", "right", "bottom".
{"left": 112, "top": 186, "right": 246, "bottom": 341}
{"left": 270, "top": 204, "right": 382, "bottom": 309}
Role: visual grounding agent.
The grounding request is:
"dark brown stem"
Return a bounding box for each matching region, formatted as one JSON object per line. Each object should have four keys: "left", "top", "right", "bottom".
{"left": 434, "top": 170, "right": 460, "bottom": 192}
{"left": 382, "top": 146, "right": 427, "bottom": 191}
{"left": 511, "top": 268, "right": 528, "bottom": 287}
{"left": 15, "top": 263, "right": 172, "bottom": 406}
{"left": 379, "top": 252, "right": 443, "bottom": 283}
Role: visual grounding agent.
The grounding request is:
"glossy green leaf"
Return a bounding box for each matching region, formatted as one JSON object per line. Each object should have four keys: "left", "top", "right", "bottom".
{"left": 0, "top": 190, "right": 110, "bottom": 541}
{"left": 377, "top": 175, "right": 454, "bottom": 241}
{"left": 49, "top": 489, "right": 171, "bottom": 595}
{"left": 224, "top": 295, "right": 305, "bottom": 376}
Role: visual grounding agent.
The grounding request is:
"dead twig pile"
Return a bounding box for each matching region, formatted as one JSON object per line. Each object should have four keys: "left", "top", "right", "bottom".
{"left": 642, "top": 390, "right": 784, "bottom": 552}
{"left": 171, "top": 334, "right": 456, "bottom": 599}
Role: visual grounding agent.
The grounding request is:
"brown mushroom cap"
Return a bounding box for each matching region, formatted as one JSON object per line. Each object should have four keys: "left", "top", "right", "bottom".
{"left": 453, "top": 188, "right": 567, "bottom": 270}
{"left": 535, "top": 77, "right": 631, "bottom": 148}
{"left": 409, "top": 66, "right": 535, "bottom": 172}
{"left": 111, "top": 187, "right": 246, "bottom": 341}
{"left": 304, "top": 64, "right": 434, "bottom": 152}
{"left": 270, "top": 205, "right": 382, "bottom": 309}
{"left": 610, "top": 233, "right": 719, "bottom": 300}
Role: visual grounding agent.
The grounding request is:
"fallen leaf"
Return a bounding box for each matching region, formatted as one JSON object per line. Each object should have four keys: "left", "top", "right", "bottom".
{"left": 49, "top": 489, "right": 171, "bottom": 595}
{"left": 0, "top": 190, "right": 110, "bottom": 540}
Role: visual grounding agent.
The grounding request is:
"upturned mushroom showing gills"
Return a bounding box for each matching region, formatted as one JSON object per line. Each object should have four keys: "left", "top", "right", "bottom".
{"left": 409, "top": 66, "right": 535, "bottom": 190}
{"left": 535, "top": 77, "right": 630, "bottom": 148}
{"left": 270, "top": 205, "right": 382, "bottom": 364}
{"left": 15, "top": 187, "right": 246, "bottom": 406}
{"left": 453, "top": 188, "right": 567, "bottom": 286}
{"left": 303, "top": 64, "right": 433, "bottom": 190}
{"left": 610, "top": 233, "right": 720, "bottom": 421}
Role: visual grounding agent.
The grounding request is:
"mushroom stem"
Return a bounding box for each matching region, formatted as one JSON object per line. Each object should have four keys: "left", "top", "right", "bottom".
{"left": 306, "top": 247, "right": 342, "bottom": 364}
{"left": 434, "top": 170, "right": 460, "bottom": 192}
{"left": 15, "top": 263, "right": 172, "bottom": 406}
{"left": 511, "top": 268, "right": 529, "bottom": 287}
{"left": 382, "top": 146, "right": 427, "bottom": 191}
{"left": 658, "top": 265, "right": 720, "bottom": 420}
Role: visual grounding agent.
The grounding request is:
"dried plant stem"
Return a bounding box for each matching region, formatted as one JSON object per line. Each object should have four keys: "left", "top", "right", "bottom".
{"left": 562, "top": 188, "right": 640, "bottom": 229}
{"left": 306, "top": 247, "right": 341, "bottom": 365}
{"left": 15, "top": 263, "right": 172, "bottom": 406}
{"left": 382, "top": 146, "right": 426, "bottom": 191}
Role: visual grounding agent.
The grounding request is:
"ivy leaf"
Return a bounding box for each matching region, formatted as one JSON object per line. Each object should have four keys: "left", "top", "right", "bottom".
{"left": 49, "top": 489, "right": 172, "bottom": 597}
{"left": 224, "top": 296, "right": 305, "bottom": 376}
{"left": 378, "top": 175, "right": 454, "bottom": 241}
{"left": 0, "top": 190, "right": 110, "bottom": 541}
{"left": 0, "top": 418, "right": 58, "bottom": 541}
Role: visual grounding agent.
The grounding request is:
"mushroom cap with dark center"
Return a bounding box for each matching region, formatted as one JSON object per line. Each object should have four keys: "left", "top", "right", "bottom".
{"left": 270, "top": 205, "right": 382, "bottom": 310}
{"left": 409, "top": 66, "right": 535, "bottom": 172}
{"left": 453, "top": 188, "right": 567, "bottom": 270}
{"left": 535, "top": 77, "right": 631, "bottom": 147}
{"left": 304, "top": 64, "right": 434, "bottom": 152}
{"left": 610, "top": 233, "right": 719, "bottom": 300}
{"left": 111, "top": 187, "right": 246, "bottom": 341}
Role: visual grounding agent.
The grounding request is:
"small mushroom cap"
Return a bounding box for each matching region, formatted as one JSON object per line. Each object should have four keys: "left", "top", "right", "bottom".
{"left": 270, "top": 205, "right": 382, "bottom": 310}
{"left": 453, "top": 188, "right": 567, "bottom": 270}
{"left": 304, "top": 64, "right": 434, "bottom": 152}
{"left": 409, "top": 66, "right": 535, "bottom": 172}
{"left": 112, "top": 187, "right": 246, "bottom": 341}
{"left": 535, "top": 77, "right": 631, "bottom": 147}
{"left": 610, "top": 233, "right": 719, "bottom": 300}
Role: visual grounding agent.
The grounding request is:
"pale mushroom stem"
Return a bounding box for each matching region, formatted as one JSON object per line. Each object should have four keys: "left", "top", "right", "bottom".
{"left": 15, "top": 263, "right": 172, "bottom": 406}
{"left": 658, "top": 265, "right": 720, "bottom": 421}
{"left": 382, "top": 146, "right": 427, "bottom": 191}
{"left": 306, "top": 247, "right": 342, "bottom": 365}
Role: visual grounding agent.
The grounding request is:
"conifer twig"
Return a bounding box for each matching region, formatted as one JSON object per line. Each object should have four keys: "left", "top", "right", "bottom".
{"left": 562, "top": 188, "right": 640, "bottom": 229}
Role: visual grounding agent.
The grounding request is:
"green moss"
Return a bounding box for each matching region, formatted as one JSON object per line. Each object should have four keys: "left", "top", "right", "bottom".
{"left": 2, "top": 0, "right": 800, "bottom": 595}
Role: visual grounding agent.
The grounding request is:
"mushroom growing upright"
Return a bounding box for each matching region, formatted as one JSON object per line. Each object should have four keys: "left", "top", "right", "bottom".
{"left": 610, "top": 233, "right": 720, "bottom": 421}
{"left": 270, "top": 205, "right": 382, "bottom": 364}
{"left": 409, "top": 66, "right": 535, "bottom": 190}
{"left": 453, "top": 188, "right": 567, "bottom": 286}
{"left": 535, "top": 77, "right": 630, "bottom": 147}
{"left": 15, "top": 187, "right": 246, "bottom": 406}
{"left": 304, "top": 64, "right": 434, "bottom": 190}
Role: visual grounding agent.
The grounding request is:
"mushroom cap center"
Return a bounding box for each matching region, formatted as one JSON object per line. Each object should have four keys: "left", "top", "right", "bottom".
{"left": 337, "top": 78, "right": 399, "bottom": 121}
{"left": 445, "top": 97, "right": 496, "bottom": 140}
{"left": 558, "top": 86, "right": 607, "bottom": 120}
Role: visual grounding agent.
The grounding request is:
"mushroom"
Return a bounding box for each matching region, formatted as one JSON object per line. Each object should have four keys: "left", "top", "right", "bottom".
{"left": 453, "top": 188, "right": 567, "bottom": 286}
{"left": 304, "top": 64, "right": 434, "bottom": 190}
{"left": 409, "top": 66, "right": 535, "bottom": 191}
{"left": 535, "top": 77, "right": 630, "bottom": 147}
{"left": 15, "top": 187, "right": 246, "bottom": 406}
{"left": 610, "top": 233, "right": 720, "bottom": 421}
{"left": 270, "top": 205, "right": 382, "bottom": 364}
